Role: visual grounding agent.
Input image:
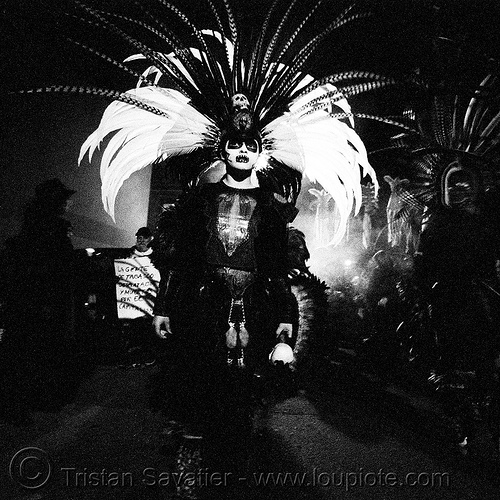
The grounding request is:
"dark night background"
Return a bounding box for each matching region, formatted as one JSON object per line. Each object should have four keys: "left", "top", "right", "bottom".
{"left": 1, "top": 0, "right": 500, "bottom": 249}
{"left": 1, "top": 5, "right": 500, "bottom": 498}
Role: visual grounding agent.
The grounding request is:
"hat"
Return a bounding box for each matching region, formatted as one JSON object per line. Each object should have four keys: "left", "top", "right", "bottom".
{"left": 35, "top": 178, "right": 76, "bottom": 200}
{"left": 135, "top": 227, "right": 152, "bottom": 238}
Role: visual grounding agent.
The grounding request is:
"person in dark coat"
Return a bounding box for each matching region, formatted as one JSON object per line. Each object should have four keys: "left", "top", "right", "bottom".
{"left": 414, "top": 166, "right": 500, "bottom": 450}
{"left": 0, "top": 178, "right": 78, "bottom": 422}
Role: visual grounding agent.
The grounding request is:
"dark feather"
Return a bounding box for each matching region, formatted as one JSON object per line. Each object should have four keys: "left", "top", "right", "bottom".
{"left": 13, "top": 85, "right": 171, "bottom": 117}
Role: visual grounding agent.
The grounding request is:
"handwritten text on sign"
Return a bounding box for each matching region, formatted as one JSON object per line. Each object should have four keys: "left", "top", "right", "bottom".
{"left": 114, "top": 257, "right": 160, "bottom": 319}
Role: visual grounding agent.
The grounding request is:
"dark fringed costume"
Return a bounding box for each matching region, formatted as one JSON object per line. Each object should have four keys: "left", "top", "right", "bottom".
{"left": 152, "top": 181, "right": 297, "bottom": 433}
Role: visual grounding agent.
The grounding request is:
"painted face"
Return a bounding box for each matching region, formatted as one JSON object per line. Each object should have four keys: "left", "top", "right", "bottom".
{"left": 443, "top": 163, "right": 477, "bottom": 209}
{"left": 231, "top": 93, "right": 250, "bottom": 111}
{"left": 447, "top": 179, "right": 475, "bottom": 207}
{"left": 224, "top": 138, "right": 260, "bottom": 170}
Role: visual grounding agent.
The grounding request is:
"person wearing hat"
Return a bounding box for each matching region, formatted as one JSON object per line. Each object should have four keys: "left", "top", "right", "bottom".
{"left": 0, "top": 178, "right": 79, "bottom": 423}
{"left": 128, "top": 226, "right": 154, "bottom": 258}
{"left": 34, "top": 177, "right": 77, "bottom": 206}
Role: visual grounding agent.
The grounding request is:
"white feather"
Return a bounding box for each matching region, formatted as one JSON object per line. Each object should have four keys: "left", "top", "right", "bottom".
{"left": 79, "top": 86, "right": 216, "bottom": 220}
{"left": 263, "top": 84, "right": 378, "bottom": 246}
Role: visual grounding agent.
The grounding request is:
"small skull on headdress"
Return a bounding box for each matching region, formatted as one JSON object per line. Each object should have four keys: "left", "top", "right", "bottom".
{"left": 231, "top": 93, "right": 250, "bottom": 112}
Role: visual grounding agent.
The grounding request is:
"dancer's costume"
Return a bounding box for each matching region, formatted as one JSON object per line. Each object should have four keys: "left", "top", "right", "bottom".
{"left": 74, "top": 0, "right": 386, "bottom": 433}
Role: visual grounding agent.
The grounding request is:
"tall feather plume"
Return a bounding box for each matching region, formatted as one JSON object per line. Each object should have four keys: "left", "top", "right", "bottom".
{"left": 147, "top": 1, "right": 231, "bottom": 107}
{"left": 206, "top": 0, "right": 231, "bottom": 70}
{"left": 261, "top": 8, "right": 370, "bottom": 120}
{"left": 71, "top": 2, "right": 203, "bottom": 101}
{"left": 244, "top": 0, "right": 281, "bottom": 93}
{"left": 257, "top": 0, "right": 302, "bottom": 90}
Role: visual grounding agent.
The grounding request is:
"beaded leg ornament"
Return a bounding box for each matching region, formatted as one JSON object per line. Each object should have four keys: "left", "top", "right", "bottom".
{"left": 226, "top": 298, "right": 249, "bottom": 368}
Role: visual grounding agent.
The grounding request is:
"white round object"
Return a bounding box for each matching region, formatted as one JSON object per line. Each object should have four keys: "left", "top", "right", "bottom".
{"left": 269, "top": 342, "right": 294, "bottom": 365}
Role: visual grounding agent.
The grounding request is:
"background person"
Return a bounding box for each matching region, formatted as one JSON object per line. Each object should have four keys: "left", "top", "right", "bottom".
{"left": 0, "top": 179, "right": 80, "bottom": 422}
{"left": 118, "top": 226, "right": 157, "bottom": 369}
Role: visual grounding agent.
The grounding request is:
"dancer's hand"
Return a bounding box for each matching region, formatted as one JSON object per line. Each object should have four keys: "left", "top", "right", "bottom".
{"left": 153, "top": 315, "right": 171, "bottom": 338}
{"left": 276, "top": 323, "right": 293, "bottom": 339}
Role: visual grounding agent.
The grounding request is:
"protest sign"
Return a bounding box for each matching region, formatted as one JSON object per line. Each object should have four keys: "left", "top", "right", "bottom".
{"left": 114, "top": 256, "right": 160, "bottom": 319}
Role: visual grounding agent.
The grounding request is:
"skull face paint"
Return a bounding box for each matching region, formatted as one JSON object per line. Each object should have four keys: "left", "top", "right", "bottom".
{"left": 224, "top": 138, "right": 260, "bottom": 171}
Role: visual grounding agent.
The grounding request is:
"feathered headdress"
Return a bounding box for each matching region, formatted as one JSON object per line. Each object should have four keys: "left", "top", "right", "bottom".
{"left": 11, "top": 0, "right": 405, "bottom": 245}
{"left": 371, "top": 49, "right": 500, "bottom": 218}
